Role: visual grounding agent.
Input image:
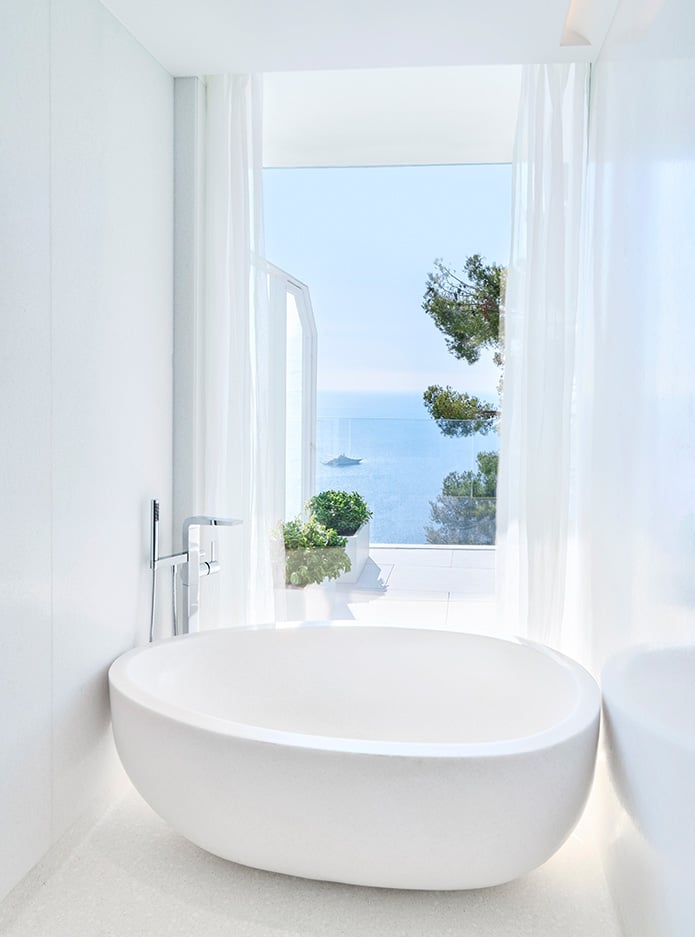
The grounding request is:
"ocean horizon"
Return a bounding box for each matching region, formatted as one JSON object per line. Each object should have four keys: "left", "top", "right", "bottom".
{"left": 318, "top": 390, "right": 431, "bottom": 422}
{"left": 316, "top": 390, "right": 498, "bottom": 544}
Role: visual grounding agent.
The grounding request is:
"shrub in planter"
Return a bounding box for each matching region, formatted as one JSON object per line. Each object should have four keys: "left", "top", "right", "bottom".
{"left": 307, "top": 490, "right": 372, "bottom": 537}
{"left": 282, "top": 516, "right": 351, "bottom": 587}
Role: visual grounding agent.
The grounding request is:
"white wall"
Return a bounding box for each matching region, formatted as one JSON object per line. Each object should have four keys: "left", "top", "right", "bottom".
{"left": 0, "top": 0, "right": 173, "bottom": 901}
{"left": 587, "top": 1, "right": 695, "bottom": 934}
{"left": 0, "top": 0, "right": 53, "bottom": 901}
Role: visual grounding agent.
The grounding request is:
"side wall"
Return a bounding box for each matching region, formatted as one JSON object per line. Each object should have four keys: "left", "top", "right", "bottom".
{"left": 0, "top": 0, "right": 173, "bottom": 900}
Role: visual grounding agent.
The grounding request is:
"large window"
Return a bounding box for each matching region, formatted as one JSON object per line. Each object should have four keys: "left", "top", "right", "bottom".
{"left": 265, "top": 164, "right": 510, "bottom": 544}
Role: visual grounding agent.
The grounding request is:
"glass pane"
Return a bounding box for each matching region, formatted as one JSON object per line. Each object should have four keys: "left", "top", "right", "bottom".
{"left": 285, "top": 292, "right": 304, "bottom": 518}
{"left": 317, "top": 415, "right": 497, "bottom": 545}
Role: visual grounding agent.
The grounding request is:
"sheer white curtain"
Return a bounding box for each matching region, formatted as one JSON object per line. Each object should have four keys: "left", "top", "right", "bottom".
{"left": 496, "top": 64, "right": 590, "bottom": 654}
{"left": 199, "top": 74, "right": 277, "bottom": 626}
{"left": 577, "top": 42, "right": 695, "bottom": 671}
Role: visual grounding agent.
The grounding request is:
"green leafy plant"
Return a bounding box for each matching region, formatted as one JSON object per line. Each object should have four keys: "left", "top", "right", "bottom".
{"left": 282, "top": 517, "right": 351, "bottom": 587}
{"left": 307, "top": 490, "right": 373, "bottom": 537}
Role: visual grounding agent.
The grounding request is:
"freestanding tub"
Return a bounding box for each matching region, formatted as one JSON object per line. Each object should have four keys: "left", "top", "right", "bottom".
{"left": 109, "top": 624, "right": 600, "bottom": 890}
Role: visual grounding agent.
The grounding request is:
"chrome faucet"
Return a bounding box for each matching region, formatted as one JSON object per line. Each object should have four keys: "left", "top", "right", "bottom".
{"left": 181, "top": 514, "right": 242, "bottom": 635}
{"left": 149, "top": 500, "right": 241, "bottom": 641}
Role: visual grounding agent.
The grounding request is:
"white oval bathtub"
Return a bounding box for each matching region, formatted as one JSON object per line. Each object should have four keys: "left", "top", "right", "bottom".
{"left": 108, "top": 625, "right": 600, "bottom": 890}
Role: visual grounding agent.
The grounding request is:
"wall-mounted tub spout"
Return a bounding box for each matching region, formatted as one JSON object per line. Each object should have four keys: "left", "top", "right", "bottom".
{"left": 148, "top": 501, "right": 241, "bottom": 642}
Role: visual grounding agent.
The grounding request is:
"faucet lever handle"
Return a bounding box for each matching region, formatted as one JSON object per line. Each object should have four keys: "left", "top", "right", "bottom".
{"left": 204, "top": 540, "right": 221, "bottom": 577}
{"left": 198, "top": 541, "right": 221, "bottom": 578}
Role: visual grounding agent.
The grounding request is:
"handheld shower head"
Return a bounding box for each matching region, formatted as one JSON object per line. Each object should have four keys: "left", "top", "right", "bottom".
{"left": 150, "top": 499, "right": 160, "bottom": 570}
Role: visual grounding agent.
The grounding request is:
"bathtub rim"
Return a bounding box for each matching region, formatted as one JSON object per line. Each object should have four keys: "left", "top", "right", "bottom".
{"left": 109, "top": 624, "right": 600, "bottom": 759}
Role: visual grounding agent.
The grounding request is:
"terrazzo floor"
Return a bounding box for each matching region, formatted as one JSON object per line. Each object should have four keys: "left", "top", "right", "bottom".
{"left": 1, "top": 786, "right": 620, "bottom": 937}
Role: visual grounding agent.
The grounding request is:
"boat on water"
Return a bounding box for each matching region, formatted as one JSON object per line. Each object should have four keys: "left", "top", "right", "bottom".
{"left": 322, "top": 453, "right": 363, "bottom": 467}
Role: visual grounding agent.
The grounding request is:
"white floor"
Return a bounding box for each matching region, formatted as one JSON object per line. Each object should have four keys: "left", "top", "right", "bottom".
{"left": 0, "top": 547, "right": 622, "bottom": 936}
{"left": 1, "top": 785, "right": 620, "bottom": 937}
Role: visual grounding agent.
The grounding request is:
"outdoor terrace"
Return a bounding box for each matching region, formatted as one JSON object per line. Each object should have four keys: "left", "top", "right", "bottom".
{"left": 276, "top": 544, "right": 497, "bottom": 632}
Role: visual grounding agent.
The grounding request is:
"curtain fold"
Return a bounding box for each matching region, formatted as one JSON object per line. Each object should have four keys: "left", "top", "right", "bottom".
{"left": 199, "top": 74, "right": 277, "bottom": 626}
{"left": 496, "top": 64, "right": 590, "bottom": 653}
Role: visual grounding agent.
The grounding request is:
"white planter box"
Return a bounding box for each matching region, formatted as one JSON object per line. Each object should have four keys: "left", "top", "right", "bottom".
{"left": 336, "top": 521, "right": 370, "bottom": 584}
{"left": 274, "top": 584, "right": 337, "bottom": 622}
{"left": 275, "top": 523, "right": 370, "bottom": 616}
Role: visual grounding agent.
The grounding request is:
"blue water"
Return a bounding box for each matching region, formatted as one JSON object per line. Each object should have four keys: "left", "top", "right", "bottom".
{"left": 316, "top": 392, "right": 498, "bottom": 544}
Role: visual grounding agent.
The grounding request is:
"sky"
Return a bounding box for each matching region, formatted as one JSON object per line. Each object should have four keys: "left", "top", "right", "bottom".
{"left": 263, "top": 163, "right": 511, "bottom": 399}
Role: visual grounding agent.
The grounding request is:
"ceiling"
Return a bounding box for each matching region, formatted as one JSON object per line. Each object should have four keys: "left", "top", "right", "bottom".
{"left": 263, "top": 66, "right": 522, "bottom": 167}
{"left": 101, "top": 0, "right": 621, "bottom": 76}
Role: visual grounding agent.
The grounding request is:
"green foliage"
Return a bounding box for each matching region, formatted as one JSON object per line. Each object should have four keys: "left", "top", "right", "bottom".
{"left": 421, "top": 254, "right": 504, "bottom": 439}
{"left": 423, "top": 385, "right": 497, "bottom": 438}
{"left": 307, "top": 489, "right": 372, "bottom": 537}
{"left": 420, "top": 252, "right": 504, "bottom": 541}
{"left": 425, "top": 451, "right": 498, "bottom": 546}
{"left": 423, "top": 255, "right": 504, "bottom": 366}
{"left": 282, "top": 517, "right": 350, "bottom": 587}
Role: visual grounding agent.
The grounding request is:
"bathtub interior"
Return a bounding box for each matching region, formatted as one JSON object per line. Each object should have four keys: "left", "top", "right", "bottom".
{"left": 122, "top": 627, "right": 584, "bottom": 745}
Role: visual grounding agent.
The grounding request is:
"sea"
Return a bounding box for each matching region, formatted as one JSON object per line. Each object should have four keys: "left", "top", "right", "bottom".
{"left": 316, "top": 391, "right": 498, "bottom": 544}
